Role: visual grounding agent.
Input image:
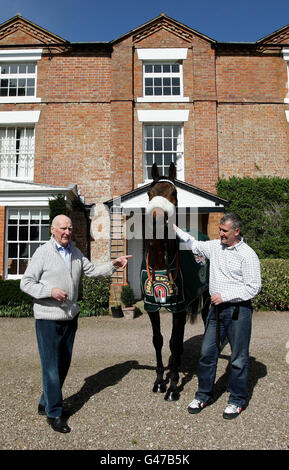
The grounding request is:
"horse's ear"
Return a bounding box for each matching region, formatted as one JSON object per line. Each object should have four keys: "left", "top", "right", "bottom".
{"left": 151, "top": 163, "right": 159, "bottom": 181}
{"left": 169, "top": 162, "right": 176, "bottom": 181}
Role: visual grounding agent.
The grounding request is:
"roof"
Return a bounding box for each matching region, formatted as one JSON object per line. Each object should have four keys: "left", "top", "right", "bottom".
{"left": 0, "top": 14, "right": 69, "bottom": 44}
{"left": 110, "top": 12, "right": 216, "bottom": 45}
{"left": 1, "top": 13, "right": 289, "bottom": 49}
{"left": 104, "top": 179, "right": 228, "bottom": 212}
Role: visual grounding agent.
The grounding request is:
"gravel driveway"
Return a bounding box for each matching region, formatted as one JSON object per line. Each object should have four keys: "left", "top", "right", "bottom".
{"left": 0, "top": 307, "right": 288, "bottom": 451}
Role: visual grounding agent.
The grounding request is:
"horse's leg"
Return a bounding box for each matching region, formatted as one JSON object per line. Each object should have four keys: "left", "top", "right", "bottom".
{"left": 165, "top": 310, "right": 187, "bottom": 401}
{"left": 148, "top": 310, "right": 166, "bottom": 393}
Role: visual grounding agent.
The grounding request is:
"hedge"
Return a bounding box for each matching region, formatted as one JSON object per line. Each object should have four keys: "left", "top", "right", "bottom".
{"left": 217, "top": 177, "right": 289, "bottom": 259}
{"left": 0, "top": 260, "right": 288, "bottom": 316}
{"left": 0, "top": 276, "right": 111, "bottom": 318}
{"left": 252, "top": 259, "right": 289, "bottom": 311}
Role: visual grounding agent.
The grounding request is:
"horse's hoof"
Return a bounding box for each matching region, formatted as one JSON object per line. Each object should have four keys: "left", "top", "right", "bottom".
{"left": 164, "top": 390, "right": 180, "bottom": 401}
{"left": 153, "top": 382, "right": 166, "bottom": 393}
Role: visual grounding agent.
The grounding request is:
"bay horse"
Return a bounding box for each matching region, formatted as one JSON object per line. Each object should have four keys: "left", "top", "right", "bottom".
{"left": 141, "top": 162, "right": 210, "bottom": 401}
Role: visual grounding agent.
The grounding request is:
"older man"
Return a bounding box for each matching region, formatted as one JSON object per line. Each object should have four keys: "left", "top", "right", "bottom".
{"left": 21, "top": 214, "right": 131, "bottom": 433}
{"left": 175, "top": 212, "right": 261, "bottom": 419}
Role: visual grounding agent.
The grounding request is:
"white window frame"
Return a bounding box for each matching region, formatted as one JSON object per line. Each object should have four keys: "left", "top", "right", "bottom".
{"left": 282, "top": 48, "right": 289, "bottom": 104}
{"left": 0, "top": 49, "right": 42, "bottom": 103}
{"left": 142, "top": 123, "right": 185, "bottom": 182}
{"left": 0, "top": 111, "right": 40, "bottom": 181}
{"left": 138, "top": 109, "right": 188, "bottom": 182}
{"left": 5, "top": 207, "right": 50, "bottom": 279}
{"left": 0, "top": 126, "right": 35, "bottom": 180}
{"left": 137, "top": 48, "right": 189, "bottom": 103}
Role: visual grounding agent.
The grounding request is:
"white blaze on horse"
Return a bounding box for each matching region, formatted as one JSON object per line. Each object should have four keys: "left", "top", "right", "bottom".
{"left": 141, "top": 162, "right": 210, "bottom": 401}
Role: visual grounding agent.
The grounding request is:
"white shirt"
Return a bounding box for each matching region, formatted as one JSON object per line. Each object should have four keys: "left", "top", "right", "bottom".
{"left": 55, "top": 240, "right": 71, "bottom": 269}
{"left": 176, "top": 228, "right": 262, "bottom": 303}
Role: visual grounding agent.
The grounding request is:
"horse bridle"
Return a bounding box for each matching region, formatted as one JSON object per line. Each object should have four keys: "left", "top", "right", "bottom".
{"left": 146, "top": 180, "right": 179, "bottom": 294}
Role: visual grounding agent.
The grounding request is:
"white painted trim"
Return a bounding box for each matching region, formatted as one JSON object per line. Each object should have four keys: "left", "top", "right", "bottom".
{"left": 0, "top": 97, "right": 41, "bottom": 103}
{"left": 285, "top": 110, "right": 289, "bottom": 122}
{"left": 0, "top": 196, "right": 51, "bottom": 206}
{"left": 137, "top": 96, "right": 189, "bottom": 103}
{"left": 0, "top": 48, "right": 43, "bottom": 61}
{"left": 137, "top": 109, "right": 189, "bottom": 122}
{"left": 282, "top": 48, "right": 289, "bottom": 61}
{"left": 137, "top": 48, "right": 188, "bottom": 60}
{"left": 0, "top": 111, "right": 40, "bottom": 124}
{"left": 282, "top": 48, "right": 289, "bottom": 103}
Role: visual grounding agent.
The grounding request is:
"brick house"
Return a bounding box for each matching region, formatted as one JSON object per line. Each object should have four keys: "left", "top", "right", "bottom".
{"left": 0, "top": 13, "right": 288, "bottom": 300}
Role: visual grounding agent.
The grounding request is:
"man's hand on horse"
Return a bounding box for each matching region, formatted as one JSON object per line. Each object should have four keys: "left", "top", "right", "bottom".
{"left": 113, "top": 255, "right": 133, "bottom": 270}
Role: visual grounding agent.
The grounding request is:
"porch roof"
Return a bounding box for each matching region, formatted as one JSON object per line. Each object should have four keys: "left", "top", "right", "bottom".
{"left": 0, "top": 178, "right": 78, "bottom": 206}
{"left": 104, "top": 180, "right": 228, "bottom": 212}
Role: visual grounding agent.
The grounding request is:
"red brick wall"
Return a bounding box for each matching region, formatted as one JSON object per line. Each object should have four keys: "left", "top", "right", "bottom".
{"left": 216, "top": 51, "right": 288, "bottom": 102}
{"left": 216, "top": 47, "right": 289, "bottom": 179}
{"left": 218, "top": 104, "right": 289, "bottom": 178}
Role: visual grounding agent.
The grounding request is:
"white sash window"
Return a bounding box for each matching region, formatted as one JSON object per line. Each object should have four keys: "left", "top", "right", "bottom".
{"left": 0, "top": 127, "right": 35, "bottom": 180}
{"left": 6, "top": 208, "right": 50, "bottom": 278}
{"left": 0, "top": 49, "right": 42, "bottom": 103}
{"left": 143, "top": 124, "right": 184, "bottom": 180}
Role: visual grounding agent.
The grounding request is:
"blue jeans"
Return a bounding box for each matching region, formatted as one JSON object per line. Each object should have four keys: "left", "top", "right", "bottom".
{"left": 35, "top": 316, "right": 78, "bottom": 418}
{"left": 195, "top": 301, "right": 252, "bottom": 408}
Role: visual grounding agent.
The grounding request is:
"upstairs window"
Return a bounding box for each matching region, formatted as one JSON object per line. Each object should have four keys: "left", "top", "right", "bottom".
{"left": 0, "top": 127, "right": 35, "bottom": 180}
{"left": 283, "top": 48, "right": 289, "bottom": 104}
{"left": 144, "top": 62, "right": 182, "bottom": 97}
{"left": 137, "top": 48, "right": 188, "bottom": 103}
{"left": 0, "top": 49, "right": 42, "bottom": 103}
{"left": 0, "top": 62, "right": 36, "bottom": 98}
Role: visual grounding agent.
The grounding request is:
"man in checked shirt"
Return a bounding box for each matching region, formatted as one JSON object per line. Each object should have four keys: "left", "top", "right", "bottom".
{"left": 174, "top": 212, "right": 261, "bottom": 420}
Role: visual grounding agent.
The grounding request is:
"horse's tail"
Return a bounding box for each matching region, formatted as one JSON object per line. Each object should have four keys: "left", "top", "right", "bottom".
{"left": 186, "top": 289, "right": 210, "bottom": 325}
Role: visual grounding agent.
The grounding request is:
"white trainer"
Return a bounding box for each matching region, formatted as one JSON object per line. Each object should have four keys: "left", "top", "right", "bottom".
{"left": 223, "top": 403, "right": 242, "bottom": 420}
{"left": 187, "top": 398, "right": 207, "bottom": 414}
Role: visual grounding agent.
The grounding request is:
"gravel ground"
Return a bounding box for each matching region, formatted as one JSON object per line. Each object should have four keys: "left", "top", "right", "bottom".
{"left": 0, "top": 307, "right": 288, "bottom": 452}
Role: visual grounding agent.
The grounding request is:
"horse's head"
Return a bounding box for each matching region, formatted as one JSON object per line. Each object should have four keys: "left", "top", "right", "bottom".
{"left": 145, "top": 162, "right": 178, "bottom": 270}
{"left": 146, "top": 162, "right": 177, "bottom": 221}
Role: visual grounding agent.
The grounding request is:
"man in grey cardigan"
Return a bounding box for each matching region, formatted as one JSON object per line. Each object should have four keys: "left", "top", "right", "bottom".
{"left": 20, "top": 214, "right": 131, "bottom": 433}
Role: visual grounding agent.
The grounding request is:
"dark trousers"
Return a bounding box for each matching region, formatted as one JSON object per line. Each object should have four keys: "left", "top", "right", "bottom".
{"left": 195, "top": 301, "right": 252, "bottom": 408}
{"left": 35, "top": 315, "right": 78, "bottom": 418}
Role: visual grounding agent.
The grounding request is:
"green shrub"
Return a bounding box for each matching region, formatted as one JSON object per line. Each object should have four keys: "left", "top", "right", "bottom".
{"left": 252, "top": 259, "right": 289, "bottom": 311}
{"left": 0, "top": 278, "right": 33, "bottom": 317}
{"left": 0, "top": 304, "right": 33, "bottom": 318}
{"left": 49, "top": 194, "right": 67, "bottom": 223}
{"left": 120, "top": 284, "right": 135, "bottom": 307}
{"left": 79, "top": 276, "right": 111, "bottom": 316}
{"left": 217, "top": 177, "right": 289, "bottom": 259}
{"left": 0, "top": 276, "right": 111, "bottom": 317}
{"left": 0, "top": 278, "right": 33, "bottom": 306}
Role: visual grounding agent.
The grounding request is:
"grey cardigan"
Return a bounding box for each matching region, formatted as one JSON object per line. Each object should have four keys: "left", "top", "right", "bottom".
{"left": 20, "top": 237, "right": 115, "bottom": 320}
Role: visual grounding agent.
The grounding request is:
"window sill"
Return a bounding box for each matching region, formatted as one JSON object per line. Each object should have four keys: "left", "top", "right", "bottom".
{"left": 0, "top": 97, "right": 41, "bottom": 103}
{"left": 137, "top": 97, "right": 189, "bottom": 103}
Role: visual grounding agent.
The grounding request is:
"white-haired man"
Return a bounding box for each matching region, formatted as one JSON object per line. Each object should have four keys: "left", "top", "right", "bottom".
{"left": 21, "top": 214, "right": 131, "bottom": 433}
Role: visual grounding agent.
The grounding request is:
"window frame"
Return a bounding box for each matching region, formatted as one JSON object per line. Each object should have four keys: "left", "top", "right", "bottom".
{"left": 142, "top": 122, "right": 185, "bottom": 182}
{"left": 0, "top": 125, "right": 36, "bottom": 180}
{"left": 0, "top": 49, "right": 42, "bottom": 103}
{"left": 142, "top": 60, "right": 184, "bottom": 100}
{"left": 137, "top": 48, "right": 189, "bottom": 103}
{"left": 5, "top": 207, "right": 50, "bottom": 279}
